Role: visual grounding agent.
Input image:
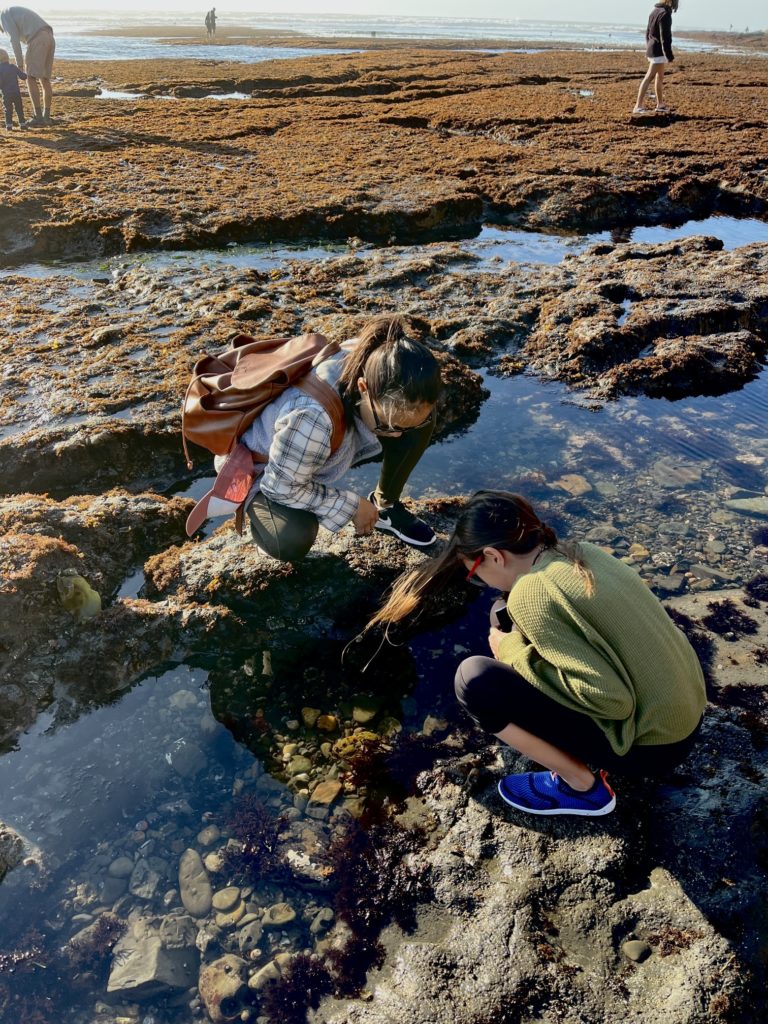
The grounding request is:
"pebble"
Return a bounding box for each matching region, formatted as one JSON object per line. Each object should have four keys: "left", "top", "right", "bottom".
{"left": 179, "top": 849, "right": 212, "bottom": 918}
{"left": 316, "top": 715, "right": 338, "bottom": 732}
{"left": 352, "top": 696, "right": 382, "bottom": 724}
{"left": 108, "top": 856, "right": 135, "bottom": 879}
{"left": 287, "top": 755, "right": 313, "bottom": 776}
{"left": 422, "top": 715, "right": 448, "bottom": 737}
{"left": 212, "top": 886, "right": 242, "bottom": 912}
{"left": 262, "top": 902, "right": 296, "bottom": 929}
{"left": 554, "top": 473, "right": 592, "bottom": 497}
{"left": 302, "top": 707, "right": 322, "bottom": 728}
{"left": 622, "top": 939, "right": 652, "bottom": 963}
{"left": 215, "top": 900, "right": 247, "bottom": 928}
{"left": 309, "top": 908, "right": 334, "bottom": 935}
{"left": 238, "top": 920, "right": 264, "bottom": 956}
{"left": 197, "top": 825, "right": 221, "bottom": 847}
{"left": 308, "top": 780, "right": 342, "bottom": 807}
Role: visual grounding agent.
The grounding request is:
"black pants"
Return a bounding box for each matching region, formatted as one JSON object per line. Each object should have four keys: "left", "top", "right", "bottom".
{"left": 247, "top": 418, "right": 434, "bottom": 561}
{"left": 454, "top": 656, "right": 702, "bottom": 776}
{"left": 3, "top": 93, "right": 24, "bottom": 127}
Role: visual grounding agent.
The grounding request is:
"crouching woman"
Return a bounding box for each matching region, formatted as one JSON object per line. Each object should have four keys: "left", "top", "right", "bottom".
{"left": 370, "top": 490, "right": 706, "bottom": 817}
{"left": 241, "top": 314, "right": 441, "bottom": 562}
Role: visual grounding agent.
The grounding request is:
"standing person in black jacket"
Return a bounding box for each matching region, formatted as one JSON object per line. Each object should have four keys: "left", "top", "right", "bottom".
{"left": 634, "top": 0, "right": 677, "bottom": 114}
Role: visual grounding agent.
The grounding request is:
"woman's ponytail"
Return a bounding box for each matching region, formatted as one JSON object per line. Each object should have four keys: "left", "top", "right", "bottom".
{"left": 338, "top": 314, "right": 441, "bottom": 422}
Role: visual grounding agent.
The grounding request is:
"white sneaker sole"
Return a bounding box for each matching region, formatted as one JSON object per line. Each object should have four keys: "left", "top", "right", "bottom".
{"left": 374, "top": 519, "right": 436, "bottom": 547}
{"left": 498, "top": 781, "right": 616, "bottom": 816}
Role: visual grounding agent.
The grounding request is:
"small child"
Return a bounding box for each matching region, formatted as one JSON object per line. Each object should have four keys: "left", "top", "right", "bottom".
{"left": 0, "top": 48, "right": 27, "bottom": 130}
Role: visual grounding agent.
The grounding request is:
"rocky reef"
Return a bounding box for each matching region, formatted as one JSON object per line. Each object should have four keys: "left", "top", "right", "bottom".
{"left": 1, "top": 50, "right": 766, "bottom": 262}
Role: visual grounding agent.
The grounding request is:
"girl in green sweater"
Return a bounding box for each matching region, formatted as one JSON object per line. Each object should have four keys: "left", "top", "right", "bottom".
{"left": 372, "top": 491, "right": 706, "bottom": 817}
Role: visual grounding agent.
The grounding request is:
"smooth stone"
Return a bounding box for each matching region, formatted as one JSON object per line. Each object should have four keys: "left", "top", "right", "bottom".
{"left": 378, "top": 716, "right": 402, "bottom": 737}
{"left": 622, "top": 939, "right": 652, "bottom": 963}
{"left": 159, "top": 914, "right": 197, "bottom": 949}
{"left": 302, "top": 707, "right": 322, "bottom": 728}
{"left": 108, "top": 856, "right": 135, "bottom": 879}
{"left": 308, "top": 780, "right": 342, "bottom": 807}
{"left": 652, "top": 457, "right": 702, "bottom": 488}
{"left": 287, "top": 755, "right": 313, "bottom": 776}
{"left": 628, "top": 543, "right": 650, "bottom": 559}
{"left": 553, "top": 473, "right": 592, "bottom": 497}
{"left": 247, "top": 961, "right": 280, "bottom": 991}
{"left": 169, "top": 689, "right": 198, "bottom": 710}
{"left": 212, "top": 886, "right": 242, "bottom": 913}
{"left": 351, "top": 696, "right": 382, "bottom": 724}
{"left": 238, "top": 920, "right": 264, "bottom": 955}
{"left": 689, "top": 563, "right": 737, "bottom": 582}
{"left": 179, "top": 849, "right": 212, "bottom": 918}
{"left": 215, "top": 901, "right": 247, "bottom": 928}
{"left": 197, "top": 825, "right": 221, "bottom": 847}
{"left": 651, "top": 574, "right": 686, "bottom": 596}
{"left": 316, "top": 715, "right": 338, "bottom": 732}
{"left": 168, "top": 740, "right": 207, "bottom": 779}
{"left": 725, "top": 497, "right": 768, "bottom": 519}
{"left": 261, "top": 902, "right": 296, "bottom": 929}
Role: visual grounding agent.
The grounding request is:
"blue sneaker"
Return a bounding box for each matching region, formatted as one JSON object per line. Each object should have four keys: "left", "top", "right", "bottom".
{"left": 498, "top": 770, "right": 616, "bottom": 817}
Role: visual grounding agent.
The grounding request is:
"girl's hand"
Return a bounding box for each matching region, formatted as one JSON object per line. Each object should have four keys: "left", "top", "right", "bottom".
{"left": 488, "top": 627, "right": 504, "bottom": 659}
{"left": 352, "top": 496, "right": 378, "bottom": 535}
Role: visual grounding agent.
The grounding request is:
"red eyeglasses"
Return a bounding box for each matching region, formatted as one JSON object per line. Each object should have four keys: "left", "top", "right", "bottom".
{"left": 465, "top": 555, "right": 483, "bottom": 582}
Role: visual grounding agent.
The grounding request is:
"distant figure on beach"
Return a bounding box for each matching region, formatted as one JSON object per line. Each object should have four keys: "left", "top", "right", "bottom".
{"left": 0, "top": 46, "right": 26, "bottom": 128}
{"left": 207, "top": 7, "right": 216, "bottom": 38}
{"left": 0, "top": 5, "right": 54, "bottom": 125}
{"left": 633, "top": 0, "right": 677, "bottom": 114}
{"left": 370, "top": 491, "right": 706, "bottom": 818}
{"left": 204, "top": 10, "right": 211, "bottom": 37}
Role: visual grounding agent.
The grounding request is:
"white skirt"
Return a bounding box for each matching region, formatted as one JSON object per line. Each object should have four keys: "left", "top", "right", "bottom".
{"left": 648, "top": 55, "right": 668, "bottom": 64}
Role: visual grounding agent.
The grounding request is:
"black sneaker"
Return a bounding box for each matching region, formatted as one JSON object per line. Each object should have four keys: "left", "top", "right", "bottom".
{"left": 369, "top": 492, "right": 436, "bottom": 547}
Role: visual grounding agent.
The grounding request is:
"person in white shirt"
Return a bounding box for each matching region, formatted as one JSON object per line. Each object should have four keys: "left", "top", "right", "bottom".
{"left": 0, "top": 6, "right": 54, "bottom": 124}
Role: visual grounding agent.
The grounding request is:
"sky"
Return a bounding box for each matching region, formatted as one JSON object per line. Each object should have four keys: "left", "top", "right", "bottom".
{"left": 32, "top": 2, "right": 767, "bottom": 32}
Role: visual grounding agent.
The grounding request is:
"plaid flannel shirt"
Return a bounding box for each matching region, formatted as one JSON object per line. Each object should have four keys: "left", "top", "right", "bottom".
{"left": 259, "top": 396, "right": 360, "bottom": 532}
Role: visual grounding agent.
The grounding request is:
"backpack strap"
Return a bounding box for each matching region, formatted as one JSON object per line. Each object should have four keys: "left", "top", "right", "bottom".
{"left": 296, "top": 374, "right": 347, "bottom": 453}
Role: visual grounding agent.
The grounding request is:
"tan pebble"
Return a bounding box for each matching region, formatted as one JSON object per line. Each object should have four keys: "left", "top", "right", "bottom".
{"left": 215, "top": 900, "right": 247, "bottom": 928}
{"left": 212, "top": 886, "right": 242, "bottom": 912}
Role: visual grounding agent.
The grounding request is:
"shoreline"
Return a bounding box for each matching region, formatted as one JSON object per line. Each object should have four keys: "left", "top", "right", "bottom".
{"left": 60, "top": 24, "right": 768, "bottom": 55}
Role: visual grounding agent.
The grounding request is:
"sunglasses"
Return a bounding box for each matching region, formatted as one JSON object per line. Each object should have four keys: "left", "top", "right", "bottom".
{"left": 364, "top": 390, "right": 434, "bottom": 437}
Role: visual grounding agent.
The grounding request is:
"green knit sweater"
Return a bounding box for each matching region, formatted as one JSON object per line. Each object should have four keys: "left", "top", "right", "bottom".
{"left": 497, "top": 543, "right": 706, "bottom": 755}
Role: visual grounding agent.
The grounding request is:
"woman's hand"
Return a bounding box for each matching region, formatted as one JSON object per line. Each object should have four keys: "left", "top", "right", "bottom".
{"left": 352, "top": 496, "right": 379, "bottom": 535}
{"left": 488, "top": 626, "right": 505, "bottom": 659}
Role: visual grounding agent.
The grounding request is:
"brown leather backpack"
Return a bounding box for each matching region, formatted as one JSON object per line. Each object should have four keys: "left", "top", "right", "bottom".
{"left": 181, "top": 332, "right": 347, "bottom": 536}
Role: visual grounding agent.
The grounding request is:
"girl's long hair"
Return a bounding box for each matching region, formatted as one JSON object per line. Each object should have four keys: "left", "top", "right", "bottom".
{"left": 368, "top": 490, "right": 594, "bottom": 631}
{"left": 338, "top": 314, "right": 442, "bottom": 425}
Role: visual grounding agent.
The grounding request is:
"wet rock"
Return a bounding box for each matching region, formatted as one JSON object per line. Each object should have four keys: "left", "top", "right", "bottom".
{"left": 215, "top": 901, "right": 247, "bottom": 929}
{"left": 198, "top": 954, "right": 249, "bottom": 1023}
{"left": 262, "top": 902, "right": 296, "bottom": 929}
{"left": 128, "top": 858, "right": 161, "bottom": 900}
{"left": 179, "top": 849, "right": 212, "bottom": 918}
{"left": 237, "top": 919, "right": 264, "bottom": 956}
{"left": 0, "top": 821, "right": 23, "bottom": 883}
{"left": 198, "top": 824, "right": 221, "bottom": 847}
{"left": 308, "top": 780, "right": 343, "bottom": 807}
{"left": 247, "top": 960, "right": 280, "bottom": 991}
{"left": 553, "top": 473, "right": 592, "bottom": 497}
{"left": 352, "top": 695, "right": 382, "bottom": 724}
{"left": 159, "top": 913, "right": 198, "bottom": 949}
{"left": 213, "top": 886, "right": 242, "bottom": 913}
{"left": 316, "top": 715, "right": 339, "bottom": 732}
{"left": 622, "top": 939, "right": 652, "bottom": 963}
{"left": 108, "top": 855, "right": 135, "bottom": 878}
{"left": 725, "top": 496, "right": 768, "bottom": 519}
{"left": 302, "top": 706, "right": 322, "bottom": 728}
{"left": 107, "top": 919, "right": 199, "bottom": 1000}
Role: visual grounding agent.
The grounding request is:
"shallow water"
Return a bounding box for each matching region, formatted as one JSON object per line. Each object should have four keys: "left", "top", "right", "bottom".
{"left": 1, "top": 216, "right": 766, "bottom": 1021}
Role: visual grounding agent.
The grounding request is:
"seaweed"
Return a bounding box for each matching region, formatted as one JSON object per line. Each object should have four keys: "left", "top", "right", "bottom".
{"left": 701, "top": 599, "right": 758, "bottom": 640}
{"left": 220, "top": 793, "right": 286, "bottom": 882}
{"left": 259, "top": 953, "right": 333, "bottom": 1024}
{"left": 745, "top": 573, "right": 768, "bottom": 604}
{"left": 66, "top": 914, "right": 126, "bottom": 978}
{"left": 646, "top": 926, "right": 703, "bottom": 956}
